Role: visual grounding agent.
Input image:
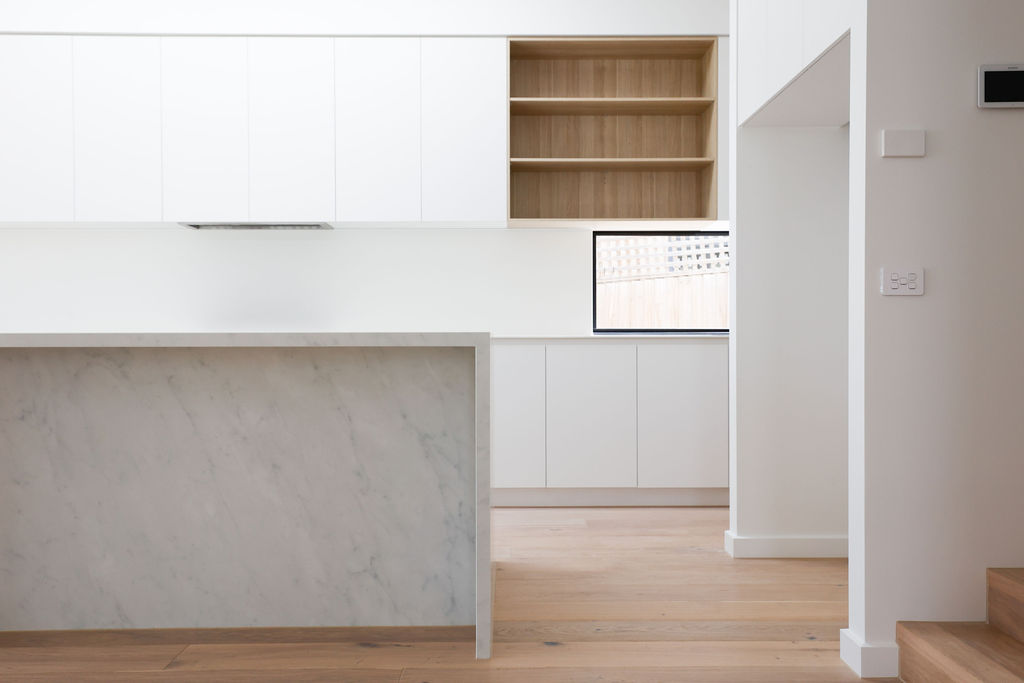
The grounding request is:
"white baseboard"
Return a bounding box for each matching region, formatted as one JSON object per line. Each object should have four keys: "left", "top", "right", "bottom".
{"left": 724, "top": 529, "right": 848, "bottom": 558}
{"left": 490, "top": 487, "right": 728, "bottom": 507}
{"left": 839, "top": 628, "right": 900, "bottom": 678}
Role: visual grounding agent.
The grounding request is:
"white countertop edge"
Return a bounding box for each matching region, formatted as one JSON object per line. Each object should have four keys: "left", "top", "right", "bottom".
{"left": 0, "top": 332, "right": 492, "bottom": 349}
{"left": 493, "top": 334, "right": 728, "bottom": 344}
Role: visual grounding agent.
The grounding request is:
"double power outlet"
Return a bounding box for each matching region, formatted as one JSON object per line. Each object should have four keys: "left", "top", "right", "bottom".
{"left": 880, "top": 266, "right": 924, "bottom": 296}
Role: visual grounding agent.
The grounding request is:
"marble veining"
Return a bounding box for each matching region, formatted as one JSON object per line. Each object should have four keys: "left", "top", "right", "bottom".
{"left": 0, "top": 344, "right": 480, "bottom": 634}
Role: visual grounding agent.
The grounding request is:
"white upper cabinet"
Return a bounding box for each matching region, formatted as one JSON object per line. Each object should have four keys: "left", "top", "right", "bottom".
{"left": 0, "top": 35, "right": 512, "bottom": 224}
{"left": 336, "top": 38, "right": 421, "bottom": 222}
{"left": 0, "top": 36, "right": 73, "bottom": 221}
{"left": 421, "top": 38, "right": 507, "bottom": 224}
{"left": 161, "top": 38, "right": 248, "bottom": 222}
{"left": 637, "top": 343, "right": 728, "bottom": 488}
{"left": 73, "top": 37, "right": 161, "bottom": 221}
{"left": 546, "top": 344, "right": 638, "bottom": 487}
{"left": 249, "top": 38, "right": 335, "bottom": 222}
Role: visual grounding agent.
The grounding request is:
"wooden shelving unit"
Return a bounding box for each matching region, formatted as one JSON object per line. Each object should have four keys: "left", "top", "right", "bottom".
{"left": 508, "top": 37, "right": 719, "bottom": 221}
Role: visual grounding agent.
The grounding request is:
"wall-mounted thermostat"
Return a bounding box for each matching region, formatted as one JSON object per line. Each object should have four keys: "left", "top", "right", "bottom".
{"left": 979, "top": 64, "right": 1024, "bottom": 108}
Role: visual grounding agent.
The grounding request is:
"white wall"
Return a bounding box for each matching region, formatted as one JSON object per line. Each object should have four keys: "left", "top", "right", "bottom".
{"left": 727, "top": 126, "right": 849, "bottom": 557}
{"left": 843, "top": 0, "right": 1024, "bottom": 676}
{"left": 0, "top": 0, "right": 727, "bottom": 36}
{"left": 0, "top": 227, "right": 596, "bottom": 336}
{"left": 735, "top": 0, "right": 849, "bottom": 123}
{"left": 743, "top": 34, "right": 850, "bottom": 128}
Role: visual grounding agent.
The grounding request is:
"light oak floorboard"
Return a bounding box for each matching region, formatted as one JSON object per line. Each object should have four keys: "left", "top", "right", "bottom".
{"left": 165, "top": 640, "right": 843, "bottom": 671}
{"left": 164, "top": 642, "right": 470, "bottom": 671}
{"left": 0, "top": 645, "right": 186, "bottom": 674}
{"left": 11, "top": 670, "right": 400, "bottom": 683}
{"left": 494, "top": 619, "right": 845, "bottom": 642}
{"left": 495, "top": 580, "right": 848, "bottom": 602}
{"left": 0, "top": 507, "right": 894, "bottom": 681}
{"left": 399, "top": 667, "right": 871, "bottom": 683}
{"left": 0, "top": 626, "right": 474, "bottom": 648}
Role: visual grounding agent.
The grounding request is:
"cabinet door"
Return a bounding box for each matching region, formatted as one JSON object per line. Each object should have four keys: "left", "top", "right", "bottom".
{"left": 73, "top": 37, "right": 161, "bottom": 221}
{"left": 336, "top": 38, "right": 420, "bottom": 222}
{"left": 637, "top": 343, "right": 728, "bottom": 487}
{"left": 161, "top": 38, "right": 248, "bottom": 222}
{"left": 492, "top": 344, "right": 546, "bottom": 488}
{"left": 249, "top": 38, "right": 335, "bottom": 221}
{"left": 0, "top": 36, "right": 73, "bottom": 221}
{"left": 546, "top": 345, "right": 637, "bottom": 488}
{"left": 421, "top": 38, "right": 507, "bottom": 223}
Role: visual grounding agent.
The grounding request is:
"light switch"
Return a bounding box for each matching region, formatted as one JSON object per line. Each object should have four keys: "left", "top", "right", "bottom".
{"left": 881, "top": 129, "right": 927, "bottom": 157}
{"left": 880, "top": 266, "right": 925, "bottom": 296}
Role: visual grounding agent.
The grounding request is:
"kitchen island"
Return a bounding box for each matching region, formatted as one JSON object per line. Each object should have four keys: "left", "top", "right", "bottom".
{"left": 0, "top": 333, "right": 492, "bottom": 657}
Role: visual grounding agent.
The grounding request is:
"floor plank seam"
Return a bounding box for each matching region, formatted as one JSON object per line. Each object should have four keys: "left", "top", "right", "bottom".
{"left": 162, "top": 643, "right": 191, "bottom": 671}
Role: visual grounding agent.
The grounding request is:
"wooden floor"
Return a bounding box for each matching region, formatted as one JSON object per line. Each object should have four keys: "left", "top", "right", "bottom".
{"left": 0, "top": 507, "right": 887, "bottom": 682}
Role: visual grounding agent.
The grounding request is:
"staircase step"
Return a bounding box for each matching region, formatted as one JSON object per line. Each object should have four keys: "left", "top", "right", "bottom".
{"left": 990, "top": 569, "right": 1024, "bottom": 644}
{"left": 897, "top": 621, "right": 1024, "bottom": 682}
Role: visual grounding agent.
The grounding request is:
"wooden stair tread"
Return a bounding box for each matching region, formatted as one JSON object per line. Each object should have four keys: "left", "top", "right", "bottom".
{"left": 990, "top": 568, "right": 1024, "bottom": 645}
{"left": 898, "top": 621, "right": 1024, "bottom": 682}
{"left": 990, "top": 569, "right": 1024, "bottom": 585}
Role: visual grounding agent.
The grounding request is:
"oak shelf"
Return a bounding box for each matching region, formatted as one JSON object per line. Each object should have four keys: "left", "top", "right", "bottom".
{"left": 509, "top": 37, "right": 716, "bottom": 59}
{"left": 509, "top": 97, "right": 715, "bottom": 116}
{"left": 510, "top": 157, "right": 714, "bottom": 172}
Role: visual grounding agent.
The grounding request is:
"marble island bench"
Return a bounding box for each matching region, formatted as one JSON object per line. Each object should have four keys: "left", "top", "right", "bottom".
{"left": 0, "top": 333, "right": 492, "bottom": 657}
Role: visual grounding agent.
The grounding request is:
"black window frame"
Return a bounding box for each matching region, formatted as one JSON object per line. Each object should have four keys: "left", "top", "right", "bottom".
{"left": 593, "top": 230, "right": 730, "bottom": 335}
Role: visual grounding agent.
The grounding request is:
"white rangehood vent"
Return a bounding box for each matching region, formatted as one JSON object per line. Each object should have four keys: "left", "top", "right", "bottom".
{"left": 182, "top": 223, "right": 333, "bottom": 230}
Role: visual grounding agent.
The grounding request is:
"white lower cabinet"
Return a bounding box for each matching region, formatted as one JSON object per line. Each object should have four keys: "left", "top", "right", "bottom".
{"left": 492, "top": 340, "right": 728, "bottom": 491}
{"left": 491, "top": 344, "right": 546, "bottom": 488}
{"left": 546, "top": 345, "right": 638, "bottom": 488}
{"left": 637, "top": 343, "right": 728, "bottom": 487}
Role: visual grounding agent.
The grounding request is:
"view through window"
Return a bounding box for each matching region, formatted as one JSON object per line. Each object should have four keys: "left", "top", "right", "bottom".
{"left": 594, "top": 231, "right": 730, "bottom": 332}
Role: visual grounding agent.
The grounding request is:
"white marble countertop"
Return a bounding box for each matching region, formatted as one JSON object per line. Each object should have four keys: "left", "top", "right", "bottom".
{"left": 0, "top": 332, "right": 490, "bottom": 348}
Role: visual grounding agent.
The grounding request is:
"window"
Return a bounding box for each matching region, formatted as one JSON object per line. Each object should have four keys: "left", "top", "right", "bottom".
{"left": 593, "top": 231, "right": 730, "bottom": 333}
